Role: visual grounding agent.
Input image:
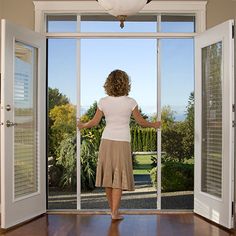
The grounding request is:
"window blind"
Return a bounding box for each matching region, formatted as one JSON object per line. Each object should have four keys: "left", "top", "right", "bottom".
{"left": 14, "top": 41, "right": 38, "bottom": 199}
{"left": 201, "top": 42, "right": 223, "bottom": 198}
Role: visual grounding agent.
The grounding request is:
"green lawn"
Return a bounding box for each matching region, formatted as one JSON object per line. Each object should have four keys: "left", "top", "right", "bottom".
{"left": 133, "top": 154, "right": 154, "bottom": 175}
{"left": 184, "top": 158, "right": 194, "bottom": 164}
{"left": 132, "top": 155, "right": 194, "bottom": 175}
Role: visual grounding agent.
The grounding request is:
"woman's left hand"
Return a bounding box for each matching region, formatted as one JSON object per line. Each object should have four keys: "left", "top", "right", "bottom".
{"left": 77, "top": 121, "right": 85, "bottom": 130}
{"left": 152, "top": 121, "right": 161, "bottom": 129}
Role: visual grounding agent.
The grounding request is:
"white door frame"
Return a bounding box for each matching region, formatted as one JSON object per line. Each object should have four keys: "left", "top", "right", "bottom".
{"left": 33, "top": 1, "right": 206, "bottom": 211}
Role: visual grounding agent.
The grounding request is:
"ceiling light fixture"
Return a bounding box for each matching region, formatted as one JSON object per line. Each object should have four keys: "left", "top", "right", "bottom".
{"left": 96, "top": 0, "right": 152, "bottom": 28}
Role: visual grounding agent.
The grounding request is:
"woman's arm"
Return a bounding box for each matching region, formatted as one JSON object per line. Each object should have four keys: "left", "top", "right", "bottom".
{"left": 132, "top": 106, "right": 161, "bottom": 129}
{"left": 77, "top": 108, "right": 103, "bottom": 129}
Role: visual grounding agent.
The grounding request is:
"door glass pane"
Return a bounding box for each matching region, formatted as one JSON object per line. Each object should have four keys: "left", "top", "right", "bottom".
{"left": 161, "top": 15, "right": 195, "bottom": 33}
{"left": 81, "top": 15, "right": 157, "bottom": 32}
{"left": 14, "top": 41, "right": 38, "bottom": 199}
{"left": 201, "top": 42, "right": 223, "bottom": 198}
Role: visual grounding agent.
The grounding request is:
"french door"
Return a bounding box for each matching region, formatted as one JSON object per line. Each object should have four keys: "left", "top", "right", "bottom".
{"left": 194, "top": 20, "right": 235, "bottom": 228}
{"left": 1, "top": 19, "right": 46, "bottom": 229}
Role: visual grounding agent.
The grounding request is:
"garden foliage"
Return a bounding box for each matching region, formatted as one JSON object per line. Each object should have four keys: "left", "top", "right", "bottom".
{"left": 48, "top": 88, "right": 194, "bottom": 192}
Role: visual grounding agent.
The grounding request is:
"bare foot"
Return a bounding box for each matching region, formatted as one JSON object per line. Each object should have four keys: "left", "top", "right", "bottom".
{"left": 111, "top": 214, "right": 124, "bottom": 221}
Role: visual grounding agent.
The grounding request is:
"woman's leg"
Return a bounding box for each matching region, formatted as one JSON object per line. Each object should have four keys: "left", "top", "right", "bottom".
{"left": 105, "top": 187, "right": 113, "bottom": 211}
{"left": 111, "top": 188, "right": 123, "bottom": 219}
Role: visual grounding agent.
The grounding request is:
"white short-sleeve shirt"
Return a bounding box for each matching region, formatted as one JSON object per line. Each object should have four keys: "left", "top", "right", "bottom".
{"left": 98, "top": 96, "right": 138, "bottom": 142}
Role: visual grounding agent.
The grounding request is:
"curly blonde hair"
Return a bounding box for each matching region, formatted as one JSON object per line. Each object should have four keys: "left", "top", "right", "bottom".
{"left": 104, "top": 69, "right": 131, "bottom": 97}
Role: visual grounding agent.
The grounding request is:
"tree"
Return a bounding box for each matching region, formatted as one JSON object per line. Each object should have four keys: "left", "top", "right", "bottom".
{"left": 49, "top": 104, "right": 76, "bottom": 156}
{"left": 161, "top": 105, "right": 175, "bottom": 130}
{"left": 50, "top": 104, "right": 76, "bottom": 135}
{"left": 160, "top": 106, "right": 185, "bottom": 162}
{"left": 182, "top": 92, "right": 194, "bottom": 158}
{"left": 48, "top": 87, "right": 70, "bottom": 111}
{"left": 80, "top": 101, "right": 105, "bottom": 151}
{"left": 83, "top": 101, "right": 106, "bottom": 127}
{"left": 185, "top": 92, "right": 194, "bottom": 124}
{"left": 161, "top": 93, "right": 194, "bottom": 162}
{"left": 161, "top": 122, "right": 186, "bottom": 162}
{"left": 48, "top": 87, "right": 70, "bottom": 157}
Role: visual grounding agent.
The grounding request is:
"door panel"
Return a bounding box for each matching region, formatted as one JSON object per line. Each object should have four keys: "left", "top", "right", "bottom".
{"left": 194, "top": 20, "right": 234, "bottom": 229}
{"left": 1, "top": 19, "right": 46, "bottom": 229}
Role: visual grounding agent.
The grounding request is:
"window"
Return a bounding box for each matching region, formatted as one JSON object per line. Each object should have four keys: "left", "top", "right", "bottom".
{"left": 47, "top": 15, "right": 77, "bottom": 32}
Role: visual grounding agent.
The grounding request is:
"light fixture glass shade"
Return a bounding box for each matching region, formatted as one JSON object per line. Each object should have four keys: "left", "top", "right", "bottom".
{"left": 97, "top": 0, "right": 148, "bottom": 17}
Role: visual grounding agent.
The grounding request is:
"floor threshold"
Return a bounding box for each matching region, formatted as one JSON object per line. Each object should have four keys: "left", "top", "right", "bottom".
{"left": 47, "top": 209, "right": 193, "bottom": 215}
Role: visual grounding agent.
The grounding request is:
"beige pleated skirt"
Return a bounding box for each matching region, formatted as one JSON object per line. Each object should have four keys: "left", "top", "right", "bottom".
{"left": 95, "top": 139, "right": 135, "bottom": 191}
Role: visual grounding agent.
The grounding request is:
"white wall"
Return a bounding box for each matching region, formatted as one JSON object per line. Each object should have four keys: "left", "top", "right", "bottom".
{"left": 1, "top": 0, "right": 34, "bottom": 30}
{"left": 206, "top": 0, "right": 236, "bottom": 28}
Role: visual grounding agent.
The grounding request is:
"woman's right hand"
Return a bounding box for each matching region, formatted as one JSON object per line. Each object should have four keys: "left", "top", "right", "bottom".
{"left": 152, "top": 121, "right": 161, "bottom": 129}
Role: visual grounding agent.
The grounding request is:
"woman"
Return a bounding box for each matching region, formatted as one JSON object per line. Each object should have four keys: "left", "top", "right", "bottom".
{"left": 77, "top": 69, "right": 161, "bottom": 221}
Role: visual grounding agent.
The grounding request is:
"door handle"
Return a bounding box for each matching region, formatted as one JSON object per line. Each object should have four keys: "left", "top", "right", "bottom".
{"left": 5, "top": 120, "right": 17, "bottom": 127}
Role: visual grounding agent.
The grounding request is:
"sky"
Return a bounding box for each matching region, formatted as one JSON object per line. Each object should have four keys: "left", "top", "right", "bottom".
{"left": 48, "top": 19, "right": 194, "bottom": 120}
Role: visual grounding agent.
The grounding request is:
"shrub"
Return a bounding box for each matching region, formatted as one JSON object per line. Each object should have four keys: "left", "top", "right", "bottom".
{"left": 132, "top": 153, "right": 139, "bottom": 167}
{"left": 150, "top": 155, "right": 157, "bottom": 168}
{"left": 150, "top": 167, "right": 158, "bottom": 188}
{"left": 56, "top": 134, "right": 77, "bottom": 191}
{"left": 48, "top": 162, "right": 63, "bottom": 187}
{"left": 142, "top": 130, "right": 147, "bottom": 151}
{"left": 150, "top": 161, "right": 194, "bottom": 192}
{"left": 133, "top": 128, "right": 138, "bottom": 152}
{"left": 150, "top": 129, "right": 157, "bottom": 151}
{"left": 80, "top": 138, "right": 98, "bottom": 191}
{"left": 137, "top": 128, "right": 143, "bottom": 151}
{"left": 161, "top": 123, "right": 186, "bottom": 162}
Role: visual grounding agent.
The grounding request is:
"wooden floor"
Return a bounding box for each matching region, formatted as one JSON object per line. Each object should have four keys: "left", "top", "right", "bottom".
{"left": 1, "top": 213, "right": 236, "bottom": 236}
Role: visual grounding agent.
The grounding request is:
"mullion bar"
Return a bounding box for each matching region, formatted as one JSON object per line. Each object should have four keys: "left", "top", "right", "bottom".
{"left": 156, "top": 14, "right": 162, "bottom": 210}
{"left": 76, "top": 14, "right": 81, "bottom": 210}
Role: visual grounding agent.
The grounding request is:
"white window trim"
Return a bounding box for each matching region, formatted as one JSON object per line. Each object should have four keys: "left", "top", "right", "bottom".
{"left": 34, "top": 1, "right": 207, "bottom": 36}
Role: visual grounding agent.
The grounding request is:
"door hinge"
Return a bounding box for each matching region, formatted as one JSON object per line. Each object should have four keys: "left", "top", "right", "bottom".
{"left": 233, "top": 104, "right": 235, "bottom": 112}
{"left": 232, "top": 202, "right": 234, "bottom": 217}
{"left": 232, "top": 120, "right": 236, "bottom": 127}
{"left": 232, "top": 25, "right": 235, "bottom": 39}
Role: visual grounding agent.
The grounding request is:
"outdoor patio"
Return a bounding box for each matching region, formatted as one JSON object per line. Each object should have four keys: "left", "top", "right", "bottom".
{"left": 48, "top": 174, "right": 193, "bottom": 210}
